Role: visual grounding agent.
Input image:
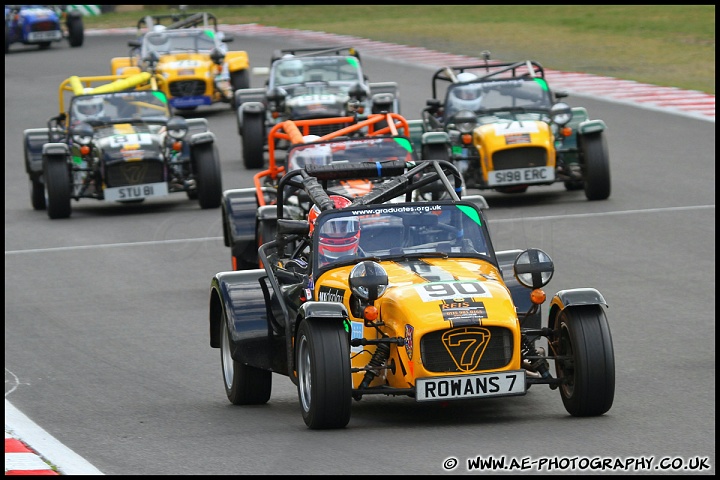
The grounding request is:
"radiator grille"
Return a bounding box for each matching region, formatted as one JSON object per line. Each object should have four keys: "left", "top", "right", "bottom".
{"left": 421, "top": 326, "right": 514, "bottom": 373}
{"left": 492, "top": 146, "right": 547, "bottom": 170}
{"left": 105, "top": 162, "right": 164, "bottom": 188}
{"left": 169, "top": 80, "right": 207, "bottom": 98}
{"left": 31, "top": 21, "right": 57, "bottom": 32}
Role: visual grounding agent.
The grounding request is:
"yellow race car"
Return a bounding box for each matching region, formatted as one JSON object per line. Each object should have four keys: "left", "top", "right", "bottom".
{"left": 208, "top": 158, "right": 615, "bottom": 429}
{"left": 111, "top": 12, "right": 250, "bottom": 111}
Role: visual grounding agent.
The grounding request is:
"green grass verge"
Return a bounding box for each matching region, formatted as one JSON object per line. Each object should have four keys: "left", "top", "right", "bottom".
{"left": 85, "top": 5, "right": 715, "bottom": 94}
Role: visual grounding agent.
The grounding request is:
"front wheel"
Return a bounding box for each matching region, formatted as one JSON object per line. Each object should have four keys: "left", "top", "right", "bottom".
{"left": 580, "top": 133, "right": 611, "bottom": 201}
{"left": 43, "top": 156, "right": 71, "bottom": 219}
{"left": 296, "top": 318, "right": 352, "bottom": 429}
{"left": 241, "top": 114, "right": 265, "bottom": 169}
{"left": 221, "top": 317, "right": 271, "bottom": 405}
{"left": 66, "top": 16, "right": 84, "bottom": 47}
{"left": 192, "top": 143, "right": 222, "bottom": 209}
{"left": 552, "top": 305, "right": 615, "bottom": 416}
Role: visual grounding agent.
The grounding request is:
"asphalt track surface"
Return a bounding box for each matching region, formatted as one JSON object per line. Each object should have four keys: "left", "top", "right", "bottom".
{"left": 5, "top": 24, "right": 715, "bottom": 475}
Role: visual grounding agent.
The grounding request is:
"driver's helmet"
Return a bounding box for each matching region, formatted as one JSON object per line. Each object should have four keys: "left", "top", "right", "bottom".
{"left": 277, "top": 57, "right": 304, "bottom": 84}
{"left": 288, "top": 144, "right": 333, "bottom": 170}
{"left": 308, "top": 195, "right": 360, "bottom": 261}
{"left": 72, "top": 96, "right": 105, "bottom": 122}
{"left": 450, "top": 72, "right": 482, "bottom": 110}
{"left": 147, "top": 31, "right": 171, "bottom": 53}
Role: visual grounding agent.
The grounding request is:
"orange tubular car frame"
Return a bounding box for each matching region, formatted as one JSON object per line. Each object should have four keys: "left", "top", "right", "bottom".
{"left": 252, "top": 113, "right": 411, "bottom": 206}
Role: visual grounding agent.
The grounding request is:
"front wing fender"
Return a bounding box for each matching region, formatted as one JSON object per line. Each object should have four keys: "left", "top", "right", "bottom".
{"left": 209, "top": 270, "right": 283, "bottom": 371}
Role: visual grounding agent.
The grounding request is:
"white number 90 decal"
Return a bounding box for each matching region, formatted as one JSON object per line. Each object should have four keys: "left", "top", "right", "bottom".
{"left": 415, "top": 281, "right": 489, "bottom": 302}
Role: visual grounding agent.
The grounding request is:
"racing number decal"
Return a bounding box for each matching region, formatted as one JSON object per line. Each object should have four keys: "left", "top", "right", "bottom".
{"left": 441, "top": 327, "right": 491, "bottom": 372}
{"left": 108, "top": 134, "right": 153, "bottom": 148}
{"left": 415, "top": 281, "right": 489, "bottom": 302}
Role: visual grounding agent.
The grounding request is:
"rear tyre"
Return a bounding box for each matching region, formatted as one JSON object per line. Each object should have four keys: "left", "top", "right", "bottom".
{"left": 229, "top": 70, "right": 250, "bottom": 109}
{"left": 43, "top": 156, "right": 71, "bottom": 219}
{"left": 30, "top": 177, "right": 46, "bottom": 210}
{"left": 230, "top": 69, "right": 250, "bottom": 90}
{"left": 580, "top": 133, "right": 611, "bottom": 201}
{"left": 67, "top": 15, "right": 84, "bottom": 47}
{"left": 241, "top": 114, "right": 265, "bottom": 169}
{"left": 192, "top": 143, "right": 222, "bottom": 209}
{"left": 496, "top": 185, "right": 528, "bottom": 194}
{"left": 221, "top": 316, "right": 271, "bottom": 405}
{"left": 296, "top": 318, "right": 352, "bottom": 429}
{"left": 553, "top": 305, "right": 615, "bottom": 416}
{"left": 418, "top": 144, "right": 452, "bottom": 200}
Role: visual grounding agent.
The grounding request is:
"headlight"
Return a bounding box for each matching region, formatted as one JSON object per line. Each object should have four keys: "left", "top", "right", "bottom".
{"left": 452, "top": 109, "right": 477, "bottom": 134}
{"left": 166, "top": 116, "right": 188, "bottom": 140}
{"left": 513, "top": 248, "right": 554, "bottom": 289}
{"left": 550, "top": 102, "right": 572, "bottom": 126}
{"left": 349, "top": 261, "right": 388, "bottom": 301}
{"left": 71, "top": 122, "right": 93, "bottom": 146}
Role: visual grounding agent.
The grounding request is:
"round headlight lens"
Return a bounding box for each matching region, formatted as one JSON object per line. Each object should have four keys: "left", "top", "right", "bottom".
{"left": 550, "top": 102, "right": 572, "bottom": 126}
{"left": 349, "top": 261, "right": 388, "bottom": 301}
{"left": 71, "top": 122, "right": 94, "bottom": 146}
{"left": 166, "top": 116, "right": 188, "bottom": 140}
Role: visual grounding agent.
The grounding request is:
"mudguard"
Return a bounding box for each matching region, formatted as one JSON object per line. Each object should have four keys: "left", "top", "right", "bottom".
{"left": 422, "top": 130, "right": 450, "bottom": 145}
{"left": 547, "top": 288, "right": 608, "bottom": 329}
{"left": 223, "top": 188, "right": 258, "bottom": 245}
{"left": 186, "top": 118, "right": 209, "bottom": 136}
{"left": 24, "top": 128, "right": 50, "bottom": 175}
{"left": 369, "top": 81, "right": 400, "bottom": 113}
{"left": 189, "top": 131, "right": 215, "bottom": 146}
{"left": 236, "top": 100, "right": 265, "bottom": 133}
{"left": 209, "top": 270, "right": 284, "bottom": 371}
{"left": 578, "top": 119, "right": 607, "bottom": 135}
{"left": 225, "top": 51, "right": 249, "bottom": 71}
{"left": 42, "top": 143, "right": 69, "bottom": 157}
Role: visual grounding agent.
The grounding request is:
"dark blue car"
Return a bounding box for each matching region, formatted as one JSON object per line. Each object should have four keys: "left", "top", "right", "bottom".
{"left": 5, "top": 5, "right": 83, "bottom": 53}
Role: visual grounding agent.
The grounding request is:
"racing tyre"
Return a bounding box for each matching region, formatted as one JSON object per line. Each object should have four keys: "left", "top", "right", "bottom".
{"left": 5, "top": 25, "right": 9, "bottom": 53}
{"left": 38, "top": 41, "right": 51, "bottom": 50}
{"left": 496, "top": 185, "right": 529, "bottom": 194}
{"left": 30, "top": 177, "right": 46, "bottom": 210}
{"left": 241, "top": 113, "right": 265, "bottom": 169}
{"left": 421, "top": 143, "right": 450, "bottom": 163}
{"left": 67, "top": 16, "right": 84, "bottom": 47}
{"left": 553, "top": 305, "right": 615, "bottom": 417}
{"left": 230, "top": 69, "right": 250, "bottom": 91}
{"left": 43, "top": 156, "right": 71, "bottom": 219}
{"left": 580, "top": 133, "right": 611, "bottom": 201}
{"left": 296, "top": 318, "right": 352, "bottom": 429}
{"left": 221, "top": 317, "right": 271, "bottom": 405}
{"left": 192, "top": 143, "right": 222, "bottom": 209}
{"left": 417, "top": 144, "right": 452, "bottom": 200}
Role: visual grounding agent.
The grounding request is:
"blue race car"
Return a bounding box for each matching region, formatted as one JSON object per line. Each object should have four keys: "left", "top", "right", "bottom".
{"left": 5, "top": 5, "right": 83, "bottom": 53}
